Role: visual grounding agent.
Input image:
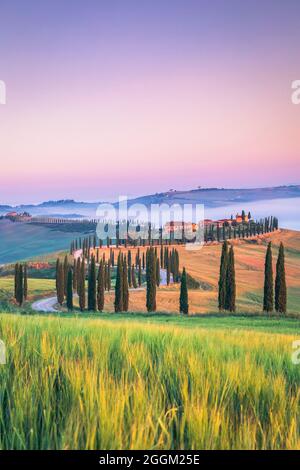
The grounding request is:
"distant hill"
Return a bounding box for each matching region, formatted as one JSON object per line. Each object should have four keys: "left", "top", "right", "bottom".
{"left": 30, "top": 199, "right": 78, "bottom": 207}
{"left": 120, "top": 185, "right": 300, "bottom": 208}
{"left": 0, "top": 185, "right": 299, "bottom": 217}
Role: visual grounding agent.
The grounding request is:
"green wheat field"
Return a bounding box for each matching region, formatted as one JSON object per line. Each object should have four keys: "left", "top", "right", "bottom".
{"left": 0, "top": 313, "right": 299, "bottom": 450}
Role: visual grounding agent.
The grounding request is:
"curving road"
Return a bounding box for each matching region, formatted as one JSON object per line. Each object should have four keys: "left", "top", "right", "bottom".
{"left": 159, "top": 268, "right": 173, "bottom": 286}
{"left": 31, "top": 296, "right": 58, "bottom": 313}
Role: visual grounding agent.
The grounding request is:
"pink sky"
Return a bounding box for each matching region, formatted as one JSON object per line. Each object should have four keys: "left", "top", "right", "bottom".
{"left": 0, "top": 1, "right": 299, "bottom": 204}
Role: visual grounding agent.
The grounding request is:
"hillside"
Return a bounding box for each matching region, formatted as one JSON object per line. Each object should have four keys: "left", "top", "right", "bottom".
{"left": 1, "top": 228, "right": 299, "bottom": 316}
{"left": 0, "top": 219, "right": 84, "bottom": 264}
{"left": 89, "top": 229, "right": 300, "bottom": 315}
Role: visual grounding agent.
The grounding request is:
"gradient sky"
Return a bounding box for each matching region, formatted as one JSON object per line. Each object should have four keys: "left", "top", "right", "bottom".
{"left": 0, "top": 0, "right": 299, "bottom": 204}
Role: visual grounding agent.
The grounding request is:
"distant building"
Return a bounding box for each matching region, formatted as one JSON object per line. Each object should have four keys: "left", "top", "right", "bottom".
{"left": 164, "top": 221, "right": 198, "bottom": 233}
{"left": 204, "top": 219, "right": 213, "bottom": 226}
{"left": 164, "top": 212, "right": 251, "bottom": 235}
{"left": 235, "top": 213, "right": 249, "bottom": 224}
{"left": 6, "top": 211, "right": 18, "bottom": 218}
{"left": 217, "top": 218, "right": 234, "bottom": 226}
{"left": 5, "top": 211, "right": 32, "bottom": 222}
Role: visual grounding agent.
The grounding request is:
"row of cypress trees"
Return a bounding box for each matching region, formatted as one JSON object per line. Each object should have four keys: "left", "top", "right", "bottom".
{"left": 218, "top": 242, "right": 236, "bottom": 312}
{"left": 161, "top": 246, "right": 180, "bottom": 283}
{"left": 218, "top": 240, "right": 288, "bottom": 314}
{"left": 263, "top": 242, "right": 287, "bottom": 314}
{"left": 73, "top": 244, "right": 180, "bottom": 287}
{"left": 56, "top": 246, "right": 186, "bottom": 314}
{"left": 206, "top": 216, "right": 278, "bottom": 243}
{"left": 14, "top": 263, "right": 28, "bottom": 306}
{"left": 56, "top": 255, "right": 109, "bottom": 312}
{"left": 145, "top": 246, "right": 187, "bottom": 313}
{"left": 70, "top": 213, "right": 279, "bottom": 255}
{"left": 70, "top": 211, "right": 278, "bottom": 258}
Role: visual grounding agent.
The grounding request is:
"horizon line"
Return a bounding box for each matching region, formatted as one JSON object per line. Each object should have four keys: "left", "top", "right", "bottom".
{"left": 1, "top": 183, "right": 300, "bottom": 207}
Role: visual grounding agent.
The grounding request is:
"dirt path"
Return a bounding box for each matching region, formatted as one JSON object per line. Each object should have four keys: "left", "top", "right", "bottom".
{"left": 31, "top": 287, "right": 149, "bottom": 313}
{"left": 159, "top": 268, "right": 173, "bottom": 285}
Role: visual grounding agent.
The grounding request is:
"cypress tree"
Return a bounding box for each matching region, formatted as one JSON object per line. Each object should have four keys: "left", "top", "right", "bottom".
{"left": 104, "top": 262, "right": 107, "bottom": 290}
{"left": 17, "top": 264, "right": 23, "bottom": 306}
{"left": 79, "top": 258, "right": 86, "bottom": 311}
{"left": 55, "top": 259, "right": 64, "bottom": 305}
{"left": 107, "top": 261, "right": 111, "bottom": 291}
{"left": 166, "top": 253, "right": 171, "bottom": 286}
{"left": 63, "top": 255, "right": 68, "bottom": 296}
{"left": 164, "top": 247, "right": 168, "bottom": 269}
{"left": 218, "top": 241, "right": 228, "bottom": 310}
{"left": 138, "top": 258, "right": 142, "bottom": 287}
{"left": 132, "top": 264, "right": 137, "bottom": 288}
{"left": 171, "top": 249, "right": 175, "bottom": 276}
{"left": 88, "top": 255, "right": 97, "bottom": 311}
{"left": 146, "top": 247, "right": 156, "bottom": 312}
{"left": 73, "top": 259, "right": 77, "bottom": 291}
{"left": 222, "top": 224, "right": 226, "bottom": 241}
{"left": 97, "top": 260, "right": 105, "bottom": 312}
{"left": 160, "top": 245, "right": 164, "bottom": 268}
{"left": 23, "top": 263, "right": 28, "bottom": 301}
{"left": 136, "top": 248, "right": 140, "bottom": 268}
{"left": 175, "top": 249, "right": 179, "bottom": 279}
{"left": 14, "top": 263, "right": 19, "bottom": 299}
{"left": 114, "top": 253, "right": 123, "bottom": 312}
{"left": 263, "top": 242, "right": 274, "bottom": 313}
{"left": 225, "top": 246, "right": 236, "bottom": 312}
{"left": 66, "top": 268, "right": 73, "bottom": 311}
{"left": 128, "top": 262, "right": 132, "bottom": 287}
{"left": 275, "top": 242, "right": 287, "bottom": 314}
{"left": 55, "top": 258, "right": 60, "bottom": 298}
{"left": 76, "top": 258, "right": 81, "bottom": 294}
{"left": 128, "top": 250, "right": 132, "bottom": 270}
{"left": 55, "top": 258, "right": 59, "bottom": 295}
{"left": 156, "top": 257, "right": 160, "bottom": 287}
{"left": 179, "top": 267, "right": 189, "bottom": 314}
{"left": 57, "top": 263, "right": 64, "bottom": 305}
{"left": 14, "top": 263, "right": 24, "bottom": 306}
{"left": 111, "top": 250, "right": 115, "bottom": 267}
{"left": 122, "top": 257, "right": 129, "bottom": 312}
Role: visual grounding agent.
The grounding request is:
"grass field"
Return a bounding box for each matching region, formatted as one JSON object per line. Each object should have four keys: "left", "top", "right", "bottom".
{"left": 0, "top": 313, "right": 299, "bottom": 450}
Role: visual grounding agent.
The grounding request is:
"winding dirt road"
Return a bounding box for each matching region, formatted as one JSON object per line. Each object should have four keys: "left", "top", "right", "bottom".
{"left": 31, "top": 296, "right": 58, "bottom": 312}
